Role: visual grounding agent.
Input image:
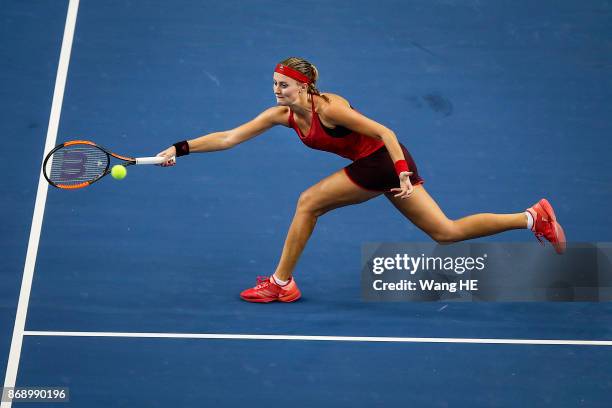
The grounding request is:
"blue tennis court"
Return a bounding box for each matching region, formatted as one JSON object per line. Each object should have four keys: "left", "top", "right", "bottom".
{"left": 2, "top": 1, "right": 612, "bottom": 406}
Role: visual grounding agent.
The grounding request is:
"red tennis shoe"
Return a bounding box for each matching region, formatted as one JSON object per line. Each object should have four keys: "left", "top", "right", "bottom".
{"left": 526, "top": 198, "right": 566, "bottom": 254}
{"left": 240, "top": 275, "right": 301, "bottom": 303}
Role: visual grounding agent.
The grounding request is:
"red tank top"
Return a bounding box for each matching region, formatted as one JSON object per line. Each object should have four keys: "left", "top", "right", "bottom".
{"left": 288, "top": 97, "right": 384, "bottom": 161}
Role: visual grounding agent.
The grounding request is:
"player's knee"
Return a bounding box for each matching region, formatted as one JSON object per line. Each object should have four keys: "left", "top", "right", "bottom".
{"left": 296, "top": 190, "right": 326, "bottom": 217}
{"left": 429, "top": 222, "right": 460, "bottom": 244}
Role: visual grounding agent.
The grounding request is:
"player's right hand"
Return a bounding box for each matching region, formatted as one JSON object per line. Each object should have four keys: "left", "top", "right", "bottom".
{"left": 156, "top": 146, "right": 177, "bottom": 167}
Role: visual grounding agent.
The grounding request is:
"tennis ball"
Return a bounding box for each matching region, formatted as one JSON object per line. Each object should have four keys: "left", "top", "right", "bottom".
{"left": 111, "top": 164, "right": 127, "bottom": 180}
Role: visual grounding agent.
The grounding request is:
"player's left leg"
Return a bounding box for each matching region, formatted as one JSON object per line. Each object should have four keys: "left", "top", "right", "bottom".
{"left": 385, "top": 185, "right": 565, "bottom": 253}
{"left": 385, "top": 184, "right": 527, "bottom": 243}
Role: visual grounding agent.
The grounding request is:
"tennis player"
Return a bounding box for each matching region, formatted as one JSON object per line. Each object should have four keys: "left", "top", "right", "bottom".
{"left": 157, "top": 57, "right": 565, "bottom": 303}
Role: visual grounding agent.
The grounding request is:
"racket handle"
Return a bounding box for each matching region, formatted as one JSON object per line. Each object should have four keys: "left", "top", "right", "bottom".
{"left": 135, "top": 156, "right": 176, "bottom": 165}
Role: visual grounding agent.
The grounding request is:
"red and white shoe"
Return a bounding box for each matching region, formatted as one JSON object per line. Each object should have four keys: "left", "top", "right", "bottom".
{"left": 526, "top": 198, "right": 566, "bottom": 254}
{"left": 240, "top": 275, "right": 301, "bottom": 303}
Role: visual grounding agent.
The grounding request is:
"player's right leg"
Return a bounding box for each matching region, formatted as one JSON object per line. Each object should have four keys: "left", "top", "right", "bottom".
{"left": 240, "top": 169, "right": 381, "bottom": 303}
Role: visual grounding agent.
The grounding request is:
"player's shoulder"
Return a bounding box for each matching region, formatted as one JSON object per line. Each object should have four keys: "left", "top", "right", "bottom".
{"left": 319, "top": 93, "right": 351, "bottom": 109}
{"left": 321, "top": 92, "right": 350, "bottom": 104}
{"left": 317, "top": 93, "right": 353, "bottom": 118}
{"left": 260, "top": 105, "right": 290, "bottom": 125}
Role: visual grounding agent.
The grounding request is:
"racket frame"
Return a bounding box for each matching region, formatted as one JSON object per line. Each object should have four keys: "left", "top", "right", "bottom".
{"left": 43, "top": 140, "right": 171, "bottom": 190}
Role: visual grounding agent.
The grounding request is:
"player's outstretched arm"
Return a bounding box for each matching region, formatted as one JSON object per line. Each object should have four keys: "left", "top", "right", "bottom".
{"left": 156, "top": 106, "right": 288, "bottom": 166}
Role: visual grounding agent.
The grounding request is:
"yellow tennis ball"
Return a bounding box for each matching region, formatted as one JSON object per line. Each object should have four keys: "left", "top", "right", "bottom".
{"left": 111, "top": 164, "right": 127, "bottom": 180}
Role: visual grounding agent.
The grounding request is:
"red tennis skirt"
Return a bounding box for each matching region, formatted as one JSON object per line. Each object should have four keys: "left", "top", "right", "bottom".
{"left": 344, "top": 144, "right": 424, "bottom": 192}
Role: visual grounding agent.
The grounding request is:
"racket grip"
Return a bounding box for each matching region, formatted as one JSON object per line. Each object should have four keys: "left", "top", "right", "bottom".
{"left": 135, "top": 156, "right": 176, "bottom": 165}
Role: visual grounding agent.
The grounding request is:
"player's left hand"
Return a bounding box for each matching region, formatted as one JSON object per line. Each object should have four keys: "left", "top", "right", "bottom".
{"left": 390, "top": 171, "right": 414, "bottom": 199}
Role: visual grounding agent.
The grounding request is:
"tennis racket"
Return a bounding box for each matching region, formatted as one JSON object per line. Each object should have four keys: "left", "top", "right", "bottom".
{"left": 43, "top": 140, "right": 175, "bottom": 190}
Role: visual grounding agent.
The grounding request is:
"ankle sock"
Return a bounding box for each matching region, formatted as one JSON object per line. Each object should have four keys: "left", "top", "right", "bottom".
{"left": 525, "top": 211, "right": 534, "bottom": 230}
{"left": 272, "top": 275, "right": 290, "bottom": 286}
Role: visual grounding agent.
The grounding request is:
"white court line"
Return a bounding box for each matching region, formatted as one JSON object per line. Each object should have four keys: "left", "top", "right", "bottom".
{"left": 2, "top": 1, "right": 80, "bottom": 407}
{"left": 23, "top": 331, "right": 612, "bottom": 346}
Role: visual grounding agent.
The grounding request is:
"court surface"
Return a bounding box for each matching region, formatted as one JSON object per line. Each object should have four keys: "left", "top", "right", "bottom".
{"left": 2, "top": 1, "right": 612, "bottom": 406}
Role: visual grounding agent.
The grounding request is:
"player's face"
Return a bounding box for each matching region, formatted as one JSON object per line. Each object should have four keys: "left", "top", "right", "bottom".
{"left": 273, "top": 73, "right": 304, "bottom": 105}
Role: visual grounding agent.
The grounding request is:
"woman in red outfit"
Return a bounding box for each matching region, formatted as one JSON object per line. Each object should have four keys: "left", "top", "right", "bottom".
{"left": 157, "top": 57, "right": 565, "bottom": 303}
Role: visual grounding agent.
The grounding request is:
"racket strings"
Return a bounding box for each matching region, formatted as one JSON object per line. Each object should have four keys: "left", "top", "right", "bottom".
{"left": 46, "top": 145, "right": 109, "bottom": 186}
